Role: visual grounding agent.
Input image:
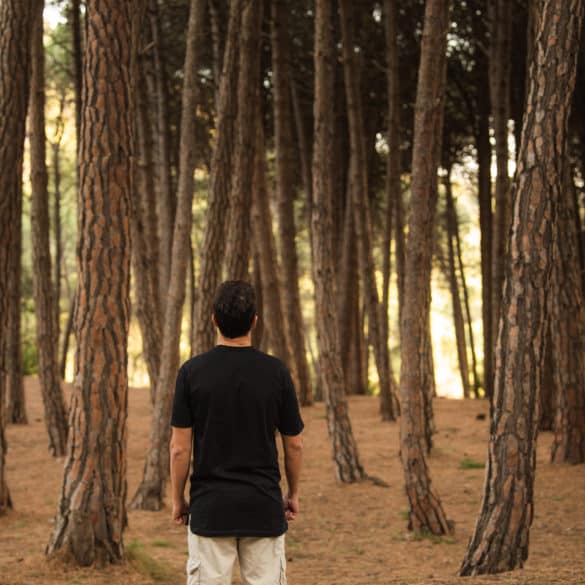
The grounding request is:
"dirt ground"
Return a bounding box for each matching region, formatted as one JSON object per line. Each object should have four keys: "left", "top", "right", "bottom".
{"left": 1, "top": 377, "right": 584, "bottom": 585}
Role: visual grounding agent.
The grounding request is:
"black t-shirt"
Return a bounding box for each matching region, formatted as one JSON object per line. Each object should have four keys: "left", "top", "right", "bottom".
{"left": 170, "top": 344, "right": 304, "bottom": 537}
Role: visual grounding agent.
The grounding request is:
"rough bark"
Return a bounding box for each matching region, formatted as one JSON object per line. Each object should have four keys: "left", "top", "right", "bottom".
{"left": 460, "top": 0, "right": 584, "bottom": 574}
{"left": 550, "top": 168, "right": 585, "bottom": 463}
{"left": 46, "top": 0, "right": 135, "bottom": 564}
{"left": 0, "top": 0, "right": 33, "bottom": 515}
{"left": 399, "top": 0, "right": 451, "bottom": 535}
{"left": 312, "top": 0, "right": 365, "bottom": 483}
{"left": 223, "top": 0, "right": 262, "bottom": 280}
{"left": 271, "top": 0, "right": 313, "bottom": 406}
{"left": 339, "top": 0, "right": 397, "bottom": 422}
{"left": 30, "top": 0, "right": 69, "bottom": 456}
{"left": 490, "top": 0, "right": 512, "bottom": 377}
{"left": 191, "top": 0, "right": 243, "bottom": 355}
{"left": 131, "top": 0, "right": 205, "bottom": 510}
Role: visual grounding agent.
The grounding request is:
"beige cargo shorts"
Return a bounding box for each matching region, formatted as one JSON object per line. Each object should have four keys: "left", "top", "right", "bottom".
{"left": 186, "top": 529, "right": 287, "bottom": 585}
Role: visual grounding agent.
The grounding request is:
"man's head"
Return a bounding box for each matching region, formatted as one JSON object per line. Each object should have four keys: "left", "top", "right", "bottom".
{"left": 212, "top": 280, "right": 257, "bottom": 338}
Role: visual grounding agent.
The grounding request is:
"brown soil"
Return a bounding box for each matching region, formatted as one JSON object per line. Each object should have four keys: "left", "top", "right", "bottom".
{"left": 1, "top": 376, "right": 584, "bottom": 585}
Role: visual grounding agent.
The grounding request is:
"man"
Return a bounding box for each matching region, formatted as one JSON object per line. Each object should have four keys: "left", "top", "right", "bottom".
{"left": 170, "top": 280, "right": 304, "bottom": 585}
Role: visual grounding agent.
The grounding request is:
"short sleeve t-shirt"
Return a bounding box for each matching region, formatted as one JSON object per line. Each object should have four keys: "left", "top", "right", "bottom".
{"left": 171, "top": 344, "right": 304, "bottom": 537}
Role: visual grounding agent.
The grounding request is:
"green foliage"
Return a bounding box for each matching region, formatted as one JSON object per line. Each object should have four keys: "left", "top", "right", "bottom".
{"left": 150, "top": 539, "right": 174, "bottom": 549}
{"left": 126, "top": 539, "right": 178, "bottom": 584}
{"left": 459, "top": 457, "right": 485, "bottom": 470}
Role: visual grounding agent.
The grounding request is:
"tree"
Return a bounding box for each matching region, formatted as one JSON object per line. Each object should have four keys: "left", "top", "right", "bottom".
{"left": 30, "top": 0, "right": 69, "bottom": 456}
{"left": 131, "top": 0, "right": 206, "bottom": 511}
{"left": 312, "top": 0, "right": 364, "bottom": 482}
{"left": 460, "top": 0, "right": 584, "bottom": 574}
{"left": 46, "top": 0, "right": 136, "bottom": 564}
{"left": 0, "top": 0, "right": 35, "bottom": 514}
{"left": 339, "top": 0, "right": 397, "bottom": 421}
{"left": 271, "top": 0, "right": 313, "bottom": 406}
{"left": 399, "top": 0, "right": 451, "bottom": 534}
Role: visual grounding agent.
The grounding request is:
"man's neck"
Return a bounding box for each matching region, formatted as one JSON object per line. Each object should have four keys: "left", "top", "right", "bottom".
{"left": 216, "top": 333, "right": 252, "bottom": 347}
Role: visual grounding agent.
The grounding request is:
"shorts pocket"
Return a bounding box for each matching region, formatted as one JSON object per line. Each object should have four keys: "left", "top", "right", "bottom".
{"left": 186, "top": 559, "right": 201, "bottom": 585}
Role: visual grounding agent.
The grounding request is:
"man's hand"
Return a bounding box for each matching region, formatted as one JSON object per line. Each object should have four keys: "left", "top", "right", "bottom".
{"left": 284, "top": 492, "right": 299, "bottom": 521}
{"left": 172, "top": 498, "right": 189, "bottom": 526}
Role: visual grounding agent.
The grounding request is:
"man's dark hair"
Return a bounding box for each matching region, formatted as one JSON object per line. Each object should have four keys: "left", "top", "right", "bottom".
{"left": 212, "top": 280, "right": 257, "bottom": 338}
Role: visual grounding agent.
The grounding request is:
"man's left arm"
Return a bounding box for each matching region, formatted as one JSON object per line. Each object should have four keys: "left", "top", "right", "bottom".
{"left": 170, "top": 426, "right": 192, "bottom": 525}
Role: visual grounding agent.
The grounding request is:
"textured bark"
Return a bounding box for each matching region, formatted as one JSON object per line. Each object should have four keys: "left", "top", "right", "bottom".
{"left": 550, "top": 169, "right": 585, "bottom": 463}
{"left": 191, "top": 0, "right": 243, "bottom": 354}
{"left": 339, "top": 0, "right": 397, "bottom": 422}
{"left": 460, "top": 0, "right": 584, "bottom": 574}
{"left": 30, "top": 0, "right": 69, "bottom": 456}
{"left": 131, "top": 0, "right": 205, "bottom": 511}
{"left": 445, "top": 175, "right": 470, "bottom": 398}
{"left": 312, "top": 0, "right": 365, "bottom": 483}
{"left": 70, "top": 0, "right": 82, "bottom": 144}
{"left": 271, "top": 0, "right": 313, "bottom": 406}
{"left": 132, "top": 56, "right": 162, "bottom": 402}
{"left": 399, "top": 0, "right": 451, "bottom": 535}
{"left": 46, "top": 0, "right": 135, "bottom": 564}
{"left": 251, "top": 123, "right": 294, "bottom": 366}
{"left": 223, "top": 0, "right": 262, "bottom": 280}
{"left": 490, "top": 0, "right": 512, "bottom": 375}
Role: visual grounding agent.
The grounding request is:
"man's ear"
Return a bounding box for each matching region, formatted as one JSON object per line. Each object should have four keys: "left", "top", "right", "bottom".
{"left": 211, "top": 313, "right": 217, "bottom": 328}
{"left": 251, "top": 314, "right": 259, "bottom": 330}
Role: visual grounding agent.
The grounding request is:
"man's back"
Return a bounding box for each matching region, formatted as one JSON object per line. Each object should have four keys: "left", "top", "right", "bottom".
{"left": 171, "top": 344, "right": 304, "bottom": 537}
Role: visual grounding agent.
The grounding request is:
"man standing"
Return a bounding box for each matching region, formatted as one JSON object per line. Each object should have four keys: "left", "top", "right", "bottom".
{"left": 170, "top": 280, "right": 304, "bottom": 585}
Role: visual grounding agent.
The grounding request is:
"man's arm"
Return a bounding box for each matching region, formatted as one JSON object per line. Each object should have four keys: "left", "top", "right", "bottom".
{"left": 170, "top": 426, "right": 192, "bottom": 525}
{"left": 281, "top": 432, "right": 303, "bottom": 521}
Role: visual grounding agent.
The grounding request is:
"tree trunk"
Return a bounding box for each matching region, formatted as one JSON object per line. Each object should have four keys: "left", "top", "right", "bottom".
{"left": 131, "top": 0, "right": 205, "bottom": 511}
{"left": 46, "top": 0, "right": 136, "bottom": 564}
{"left": 223, "top": 0, "right": 262, "bottom": 280}
{"left": 539, "top": 327, "right": 555, "bottom": 431}
{"left": 460, "top": 0, "right": 584, "bottom": 574}
{"left": 399, "top": 0, "right": 451, "bottom": 535}
{"left": 490, "top": 0, "right": 512, "bottom": 380}
{"left": 271, "top": 0, "right": 313, "bottom": 406}
{"left": 60, "top": 292, "right": 75, "bottom": 379}
{"left": 339, "top": 0, "right": 397, "bottom": 422}
{"left": 445, "top": 173, "right": 470, "bottom": 398}
{"left": 312, "top": 0, "right": 365, "bottom": 483}
{"left": 30, "top": 0, "right": 69, "bottom": 457}
{"left": 550, "top": 167, "right": 585, "bottom": 463}
{"left": 191, "top": 0, "right": 243, "bottom": 355}
{"left": 251, "top": 122, "right": 294, "bottom": 366}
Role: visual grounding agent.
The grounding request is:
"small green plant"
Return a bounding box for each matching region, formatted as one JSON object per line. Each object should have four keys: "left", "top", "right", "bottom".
{"left": 151, "top": 539, "right": 173, "bottom": 549}
{"left": 459, "top": 457, "right": 485, "bottom": 470}
{"left": 126, "top": 539, "right": 177, "bottom": 583}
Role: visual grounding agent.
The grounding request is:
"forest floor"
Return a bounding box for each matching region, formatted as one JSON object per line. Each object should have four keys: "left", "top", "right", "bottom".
{"left": 1, "top": 377, "right": 584, "bottom": 585}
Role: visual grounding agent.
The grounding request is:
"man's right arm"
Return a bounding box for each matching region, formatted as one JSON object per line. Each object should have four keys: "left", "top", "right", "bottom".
{"left": 282, "top": 433, "right": 303, "bottom": 521}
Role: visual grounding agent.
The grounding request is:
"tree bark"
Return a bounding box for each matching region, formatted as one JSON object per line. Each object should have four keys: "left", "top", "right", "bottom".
{"left": 312, "top": 0, "right": 365, "bottom": 483}
{"left": 131, "top": 0, "right": 205, "bottom": 510}
{"left": 46, "top": 0, "right": 136, "bottom": 564}
{"left": 30, "top": 0, "right": 69, "bottom": 457}
{"left": 191, "top": 0, "right": 243, "bottom": 355}
{"left": 339, "top": 0, "right": 397, "bottom": 422}
{"left": 223, "top": 0, "right": 262, "bottom": 280}
{"left": 271, "top": 0, "right": 313, "bottom": 406}
{"left": 460, "top": 0, "right": 584, "bottom": 574}
{"left": 399, "top": 0, "right": 451, "bottom": 535}
{"left": 550, "top": 167, "right": 585, "bottom": 463}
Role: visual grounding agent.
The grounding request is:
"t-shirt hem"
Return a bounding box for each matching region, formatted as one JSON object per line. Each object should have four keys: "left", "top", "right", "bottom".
{"left": 279, "top": 421, "right": 305, "bottom": 436}
{"left": 190, "top": 527, "right": 287, "bottom": 537}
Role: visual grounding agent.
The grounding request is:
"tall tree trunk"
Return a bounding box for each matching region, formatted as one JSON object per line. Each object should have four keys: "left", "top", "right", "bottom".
{"left": 550, "top": 167, "right": 585, "bottom": 463}
{"left": 312, "top": 0, "right": 365, "bottom": 483}
{"left": 251, "top": 122, "right": 294, "bottom": 366}
{"left": 208, "top": 0, "right": 226, "bottom": 106}
{"left": 191, "top": 0, "right": 243, "bottom": 355}
{"left": 30, "top": 0, "right": 69, "bottom": 457}
{"left": 223, "top": 0, "right": 262, "bottom": 280}
{"left": 132, "top": 55, "right": 162, "bottom": 402}
{"left": 148, "top": 0, "right": 174, "bottom": 308}
{"left": 46, "top": 0, "right": 136, "bottom": 564}
{"left": 399, "top": 0, "right": 451, "bottom": 535}
{"left": 6, "top": 181, "right": 26, "bottom": 425}
{"left": 271, "top": 0, "right": 313, "bottom": 406}
{"left": 339, "top": 0, "right": 397, "bottom": 422}
{"left": 460, "top": 0, "right": 584, "bottom": 574}
{"left": 131, "top": 0, "right": 205, "bottom": 511}
{"left": 70, "top": 0, "right": 82, "bottom": 144}
{"left": 490, "top": 0, "right": 512, "bottom": 380}
{"left": 445, "top": 172, "right": 470, "bottom": 398}
{"left": 60, "top": 293, "right": 75, "bottom": 378}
